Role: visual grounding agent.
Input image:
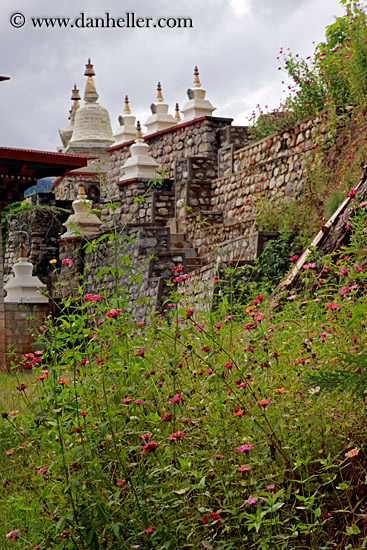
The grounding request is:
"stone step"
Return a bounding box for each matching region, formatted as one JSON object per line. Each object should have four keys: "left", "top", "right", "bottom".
{"left": 170, "top": 240, "right": 192, "bottom": 250}
{"left": 186, "top": 257, "right": 202, "bottom": 266}
{"left": 166, "top": 219, "right": 178, "bottom": 233}
{"left": 180, "top": 248, "right": 197, "bottom": 258}
{"left": 170, "top": 233, "right": 185, "bottom": 242}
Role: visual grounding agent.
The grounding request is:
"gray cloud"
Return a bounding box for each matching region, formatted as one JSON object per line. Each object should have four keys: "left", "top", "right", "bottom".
{"left": 0, "top": 0, "right": 345, "bottom": 150}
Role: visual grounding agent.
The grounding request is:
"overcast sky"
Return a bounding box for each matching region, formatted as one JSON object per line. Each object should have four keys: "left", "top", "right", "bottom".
{"left": 0, "top": 0, "right": 346, "bottom": 151}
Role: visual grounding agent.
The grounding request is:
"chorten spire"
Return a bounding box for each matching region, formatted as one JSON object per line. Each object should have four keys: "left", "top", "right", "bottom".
{"left": 83, "top": 59, "right": 99, "bottom": 103}
{"left": 124, "top": 95, "right": 131, "bottom": 114}
{"left": 156, "top": 82, "right": 163, "bottom": 101}
{"left": 69, "top": 84, "right": 81, "bottom": 125}
{"left": 136, "top": 120, "right": 143, "bottom": 139}
{"left": 174, "top": 103, "right": 181, "bottom": 122}
{"left": 193, "top": 66, "right": 201, "bottom": 87}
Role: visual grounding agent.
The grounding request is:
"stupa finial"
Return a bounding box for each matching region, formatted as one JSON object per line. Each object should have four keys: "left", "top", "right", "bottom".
{"left": 136, "top": 121, "right": 143, "bottom": 140}
{"left": 193, "top": 66, "right": 201, "bottom": 88}
{"left": 83, "top": 59, "right": 98, "bottom": 103}
{"left": 156, "top": 82, "right": 163, "bottom": 101}
{"left": 174, "top": 103, "right": 181, "bottom": 121}
{"left": 19, "top": 237, "right": 26, "bottom": 258}
{"left": 124, "top": 95, "right": 131, "bottom": 114}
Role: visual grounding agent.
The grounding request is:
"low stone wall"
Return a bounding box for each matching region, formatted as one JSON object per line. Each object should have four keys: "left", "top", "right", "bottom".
{"left": 4, "top": 303, "right": 49, "bottom": 369}
{"left": 212, "top": 111, "right": 331, "bottom": 222}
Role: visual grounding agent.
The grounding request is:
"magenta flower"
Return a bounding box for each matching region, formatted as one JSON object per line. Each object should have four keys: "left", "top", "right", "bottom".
{"left": 6, "top": 530, "right": 20, "bottom": 542}
{"left": 121, "top": 397, "right": 131, "bottom": 403}
{"left": 62, "top": 258, "right": 71, "bottom": 265}
{"left": 257, "top": 399, "right": 270, "bottom": 407}
{"left": 143, "top": 526, "right": 154, "bottom": 534}
{"left": 38, "top": 466, "right": 48, "bottom": 475}
{"left": 236, "top": 444, "right": 254, "bottom": 452}
{"left": 168, "top": 393, "right": 182, "bottom": 403}
{"left": 213, "top": 322, "right": 223, "bottom": 329}
{"left": 106, "top": 308, "right": 122, "bottom": 318}
{"left": 139, "top": 432, "right": 152, "bottom": 440}
{"left": 245, "top": 497, "right": 258, "bottom": 504}
{"left": 169, "top": 430, "right": 185, "bottom": 441}
{"left": 134, "top": 399, "right": 144, "bottom": 405}
{"left": 202, "top": 511, "right": 222, "bottom": 529}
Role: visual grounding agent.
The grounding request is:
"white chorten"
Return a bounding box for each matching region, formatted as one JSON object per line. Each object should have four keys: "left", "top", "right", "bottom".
{"left": 4, "top": 240, "right": 48, "bottom": 303}
{"left": 113, "top": 95, "right": 138, "bottom": 145}
{"left": 66, "top": 59, "right": 114, "bottom": 154}
{"left": 181, "top": 67, "right": 216, "bottom": 121}
{"left": 119, "top": 122, "right": 159, "bottom": 181}
{"left": 144, "top": 82, "right": 176, "bottom": 134}
{"left": 61, "top": 182, "right": 103, "bottom": 238}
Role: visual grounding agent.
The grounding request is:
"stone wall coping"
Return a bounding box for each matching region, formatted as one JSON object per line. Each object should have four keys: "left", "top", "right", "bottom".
{"left": 57, "top": 236, "right": 81, "bottom": 243}
{"left": 108, "top": 116, "right": 234, "bottom": 152}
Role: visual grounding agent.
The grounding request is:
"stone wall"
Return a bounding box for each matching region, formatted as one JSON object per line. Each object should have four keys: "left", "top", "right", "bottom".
{"left": 83, "top": 116, "right": 236, "bottom": 204}
{"left": 4, "top": 303, "right": 49, "bottom": 369}
{"left": 57, "top": 225, "right": 186, "bottom": 320}
{"left": 0, "top": 223, "right": 6, "bottom": 368}
{"left": 53, "top": 173, "right": 102, "bottom": 203}
{"left": 4, "top": 203, "right": 71, "bottom": 291}
{"left": 213, "top": 110, "right": 331, "bottom": 222}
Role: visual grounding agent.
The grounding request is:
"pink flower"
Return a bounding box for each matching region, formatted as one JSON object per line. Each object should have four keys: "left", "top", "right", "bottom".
{"left": 38, "top": 466, "right": 48, "bottom": 475}
{"left": 5, "top": 449, "right": 14, "bottom": 456}
{"left": 135, "top": 348, "right": 145, "bottom": 357}
{"left": 139, "top": 433, "right": 152, "bottom": 440}
{"left": 173, "top": 274, "right": 189, "bottom": 283}
{"left": 257, "top": 399, "right": 270, "bottom": 407}
{"left": 169, "top": 430, "right": 185, "bottom": 441}
{"left": 245, "top": 497, "right": 258, "bottom": 504}
{"left": 345, "top": 447, "right": 360, "bottom": 458}
{"left": 6, "top": 530, "right": 20, "bottom": 542}
{"left": 236, "top": 444, "right": 254, "bottom": 452}
{"left": 325, "top": 302, "right": 340, "bottom": 310}
{"left": 62, "top": 258, "right": 71, "bottom": 264}
{"left": 168, "top": 393, "right": 182, "bottom": 403}
{"left": 224, "top": 361, "right": 234, "bottom": 369}
{"left": 121, "top": 397, "right": 131, "bottom": 403}
{"left": 289, "top": 255, "right": 299, "bottom": 261}
{"left": 338, "top": 266, "right": 348, "bottom": 276}
{"left": 185, "top": 308, "right": 195, "bottom": 319}
{"left": 237, "top": 465, "right": 251, "bottom": 471}
{"left": 213, "top": 322, "right": 223, "bottom": 329}
{"left": 143, "top": 526, "right": 154, "bottom": 534}
{"left": 142, "top": 440, "right": 159, "bottom": 452}
{"left": 106, "top": 308, "right": 122, "bottom": 318}
{"left": 134, "top": 399, "right": 144, "bottom": 405}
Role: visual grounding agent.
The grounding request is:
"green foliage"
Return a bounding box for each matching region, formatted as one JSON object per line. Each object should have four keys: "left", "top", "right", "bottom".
{"left": 249, "top": 1, "right": 367, "bottom": 141}
{"left": 325, "top": 189, "right": 347, "bottom": 219}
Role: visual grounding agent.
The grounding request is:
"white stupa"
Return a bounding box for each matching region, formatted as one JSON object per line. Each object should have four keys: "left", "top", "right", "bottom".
{"left": 144, "top": 82, "right": 176, "bottom": 134}
{"left": 4, "top": 240, "right": 48, "bottom": 303}
{"left": 66, "top": 59, "right": 114, "bottom": 154}
{"left": 61, "top": 182, "right": 103, "bottom": 238}
{"left": 181, "top": 67, "right": 216, "bottom": 121}
{"left": 119, "top": 122, "right": 159, "bottom": 181}
{"left": 113, "top": 95, "right": 138, "bottom": 145}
